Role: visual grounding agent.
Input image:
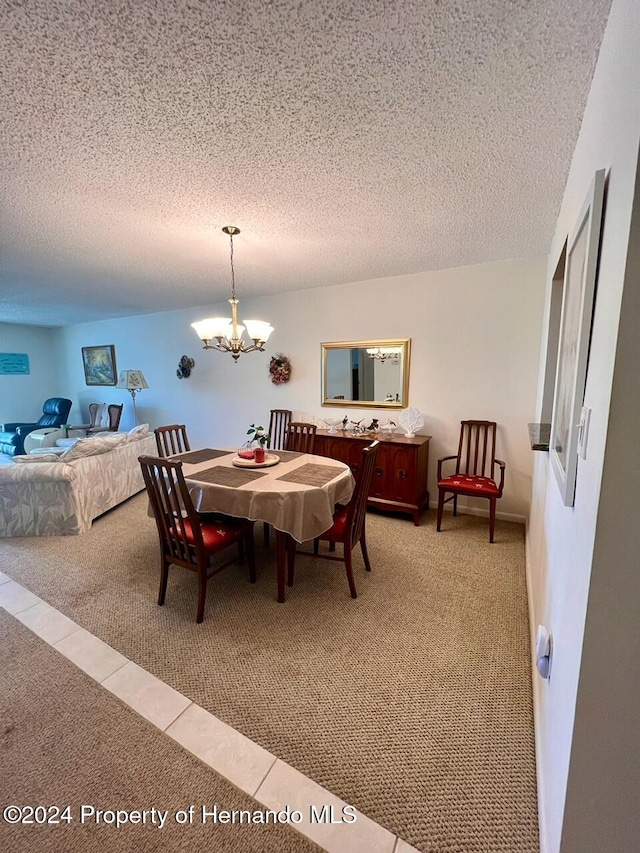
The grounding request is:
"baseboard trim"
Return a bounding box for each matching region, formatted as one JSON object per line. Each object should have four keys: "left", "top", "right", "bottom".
{"left": 439, "top": 504, "right": 525, "bottom": 525}
{"left": 525, "top": 526, "right": 549, "bottom": 853}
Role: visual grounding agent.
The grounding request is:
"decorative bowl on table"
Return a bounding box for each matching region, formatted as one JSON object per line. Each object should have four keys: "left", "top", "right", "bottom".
{"left": 237, "top": 443, "right": 255, "bottom": 460}
{"left": 324, "top": 418, "right": 342, "bottom": 434}
{"left": 232, "top": 453, "right": 280, "bottom": 469}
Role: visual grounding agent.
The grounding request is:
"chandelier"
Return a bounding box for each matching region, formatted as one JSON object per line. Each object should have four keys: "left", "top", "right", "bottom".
{"left": 191, "top": 226, "right": 274, "bottom": 361}
{"left": 366, "top": 346, "right": 401, "bottom": 362}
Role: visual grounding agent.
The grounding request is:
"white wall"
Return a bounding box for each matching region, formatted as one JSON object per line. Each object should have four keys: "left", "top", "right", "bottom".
{"left": 526, "top": 0, "right": 640, "bottom": 850}
{"left": 561, "top": 148, "right": 640, "bottom": 853}
{"left": 0, "top": 322, "right": 66, "bottom": 425}
{"left": 55, "top": 254, "right": 546, "bottom": 520}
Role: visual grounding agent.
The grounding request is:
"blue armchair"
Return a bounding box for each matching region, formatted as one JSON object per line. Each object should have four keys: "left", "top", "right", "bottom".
{"left": 0, "top": 398, "right": 72, "bottom": 456}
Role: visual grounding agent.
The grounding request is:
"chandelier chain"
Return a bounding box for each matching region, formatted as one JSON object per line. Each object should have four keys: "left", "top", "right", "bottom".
{"left": 229, "top": 231, "right": 236, "bottom": 301}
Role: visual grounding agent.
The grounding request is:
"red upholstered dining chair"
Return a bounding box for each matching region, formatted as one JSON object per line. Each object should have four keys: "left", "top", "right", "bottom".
{"left": 290, "top": 441, "right": 379, "bottom": 598}
{"left": 285, "top": 422, "right": 317, "bottom": 453}
{"left": 268, "top": 409, "right": 292, "bottom": 451}
{"left": 139, "top": 455, "right": 255, "bottom": 623}
{"left": 155, "top": 424, "right": 191, "bottom": 457}
{"left": 436, "top": 420, "right": 506, "bottom": 543}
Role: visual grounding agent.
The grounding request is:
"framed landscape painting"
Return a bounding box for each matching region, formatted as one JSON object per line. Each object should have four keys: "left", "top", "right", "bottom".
{"left": 82, "top": 345, "right": 117, "bottom": 386}
{"left": 550, "top": 169, "right": 605, "bottom": 506}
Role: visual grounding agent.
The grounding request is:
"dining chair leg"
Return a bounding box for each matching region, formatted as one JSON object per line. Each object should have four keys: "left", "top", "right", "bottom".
{"left": 313, "top": 537, "right": 319, "bottom": 555}
{"left": 453, "top": 494, "right": 458, "bottom": 517}
{"left": 158, "top": 555, "right": 169, "bottom": 606}
{"left": 344, "top": 544, "right": 357, "bottom": 599}
{"left": 263, "top": 521, "right": 270, "bottom": 547}
{"left": 360, "top": 531, "right": 372, "bottom": 572}
{"left": 246, "top": 531, "right": 256, "bottom": 583}
{"left": 489, "top": 498, "right": 496, "bottom": 543}
{"left": 329, "top": 541, "right": 336, "bottom": 552}
{"left": 196, "top": 569, "right": 208, "bottom": 624}
{"left": 436, "top": 490, "right": 445, "bottom": 531}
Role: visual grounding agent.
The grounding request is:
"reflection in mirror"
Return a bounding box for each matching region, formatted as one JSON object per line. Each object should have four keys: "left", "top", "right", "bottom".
{"left": 321, "top": 339, "right": 410, "bottom": 409}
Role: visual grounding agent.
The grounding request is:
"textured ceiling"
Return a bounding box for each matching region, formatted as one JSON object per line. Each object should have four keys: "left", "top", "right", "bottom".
{"left": 0, "top": 0, "right": 611, "bottom": 327}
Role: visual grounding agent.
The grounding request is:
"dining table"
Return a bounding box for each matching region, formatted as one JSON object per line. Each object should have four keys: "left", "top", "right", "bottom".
{"left": 169, "top": 447, "right": 355, "bottom": 602}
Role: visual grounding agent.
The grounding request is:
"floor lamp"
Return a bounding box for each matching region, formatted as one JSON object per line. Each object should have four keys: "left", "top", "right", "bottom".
{"left": 117, "top": 370, "right": 149, "bottom": 426}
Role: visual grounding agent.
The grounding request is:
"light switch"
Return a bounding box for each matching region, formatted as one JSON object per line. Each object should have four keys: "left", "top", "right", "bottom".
{"left": 577, "top": 406, "right": 591, "bottom": 460}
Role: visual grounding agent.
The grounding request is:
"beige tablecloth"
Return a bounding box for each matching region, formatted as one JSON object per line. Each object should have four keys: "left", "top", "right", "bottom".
{"left": 175, "top": 450, "right": 354, "bottom": 543}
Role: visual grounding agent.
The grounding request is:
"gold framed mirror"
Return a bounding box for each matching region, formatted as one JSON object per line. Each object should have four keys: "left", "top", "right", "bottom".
{"left": 321, "top": 339, "right": 411, "bottom": 409}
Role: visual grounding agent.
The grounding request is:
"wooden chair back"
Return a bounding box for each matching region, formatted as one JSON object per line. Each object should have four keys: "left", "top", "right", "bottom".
{"left": 155, "top": 424, "right": 191, "bottom": 457}
{"left": 268, "top": 409, "right": 292, "bottom": 450}
{"left": 106, "top": 404, "right": 123, "bottom": 430}
{"left": 87, "top": 403, "right": 100, "bottom": 428}
{"left": 455, "top": 420, "right": 497, "bottom": 478}
{"left": 345, "top": 441, "right": 379, "bottom": 546}
{"left": 286, "top": 422, "right": 317, "bottom": 453}
{"left": 139, "top": 455, "right": 204, "bottom": 568}
{"left": 86, "top": 403, "right": 123, "bottom": 432}
{"left": 294, "top": 441, "right": 380, "bottom": 598}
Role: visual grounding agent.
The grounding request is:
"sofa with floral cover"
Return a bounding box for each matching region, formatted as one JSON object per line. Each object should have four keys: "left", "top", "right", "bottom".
{"left": 0, "top": 427, "right": 156, "bottom": 537}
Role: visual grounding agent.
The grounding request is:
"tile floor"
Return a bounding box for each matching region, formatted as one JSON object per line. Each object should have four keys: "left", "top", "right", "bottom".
{"left": 0, "top": 572, "right": 420, "bottom": 853}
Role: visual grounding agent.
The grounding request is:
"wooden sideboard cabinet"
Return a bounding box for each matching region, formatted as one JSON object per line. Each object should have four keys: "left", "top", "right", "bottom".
{"left": 314, "top": 429, "right": 431, "bottom": 525}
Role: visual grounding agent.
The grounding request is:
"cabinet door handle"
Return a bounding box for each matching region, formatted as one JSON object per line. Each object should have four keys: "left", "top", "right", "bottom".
{"left": 352, "top": 463, "right": 360, "bottom": 473}
{"left": 398, "top": 470, "right": 408, "bottom": 479}
{"left": 374, "top": 467, "right": 384, "bottom": 477}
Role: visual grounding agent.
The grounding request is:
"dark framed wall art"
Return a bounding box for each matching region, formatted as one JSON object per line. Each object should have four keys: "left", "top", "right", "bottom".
{"left": 82, "top": 345, "right": 117, "bottom": 386}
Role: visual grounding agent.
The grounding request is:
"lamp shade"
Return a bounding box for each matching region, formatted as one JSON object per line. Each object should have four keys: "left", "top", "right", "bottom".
{"left": 191, "top": 318, "right": 232, "bottom": 341}
{"left": 244, "top": 320, "right": 274, "bottom": 343}
{"left": 117, "top": 370, "right": 149, "bottom": 391}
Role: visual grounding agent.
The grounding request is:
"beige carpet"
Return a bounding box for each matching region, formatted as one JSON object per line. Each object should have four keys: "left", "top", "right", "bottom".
{"left": 0, "top": 496, "right": 539, "bottom": 852}
{"left": 0, "top": 609, "right": 320, "bottom": 853}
